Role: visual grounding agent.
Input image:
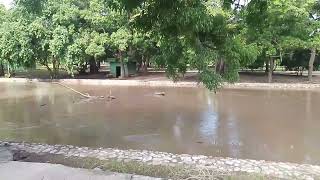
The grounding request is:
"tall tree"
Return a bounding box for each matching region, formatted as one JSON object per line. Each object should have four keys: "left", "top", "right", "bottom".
{"left": 119, "top": 0, "right": 257, "bottom": 90}
{"left": 0, "top": 12, "right": 35, "bottom": 77}
{"left": 245, "top": 0, "right": 318, "bottom": 83}
{"left": 306, "top": 1, "right": 320, "bottom": 81}
{"left": 109, "top": 28, "right": 132, "bottom": 78}
{"left": 0, "top": 4, "right": 7, "bottom": 76}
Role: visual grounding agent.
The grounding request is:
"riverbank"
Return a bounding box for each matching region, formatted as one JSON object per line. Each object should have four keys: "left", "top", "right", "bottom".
{"left": 1, "top": 77, "right": 320, "bottom": 90}
{"left": 4, "top": 69, "right": 320, "bottom": 90}
{"left": 2, "top": 141, "right": 319, "bottom": 180}
{"left": 9, "top": 69, "right": 320, "bottom": 82}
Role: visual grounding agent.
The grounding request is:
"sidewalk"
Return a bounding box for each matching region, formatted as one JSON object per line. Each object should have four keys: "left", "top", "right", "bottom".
{"left": 0, "top": 161, "right": 162, "bottom": 180}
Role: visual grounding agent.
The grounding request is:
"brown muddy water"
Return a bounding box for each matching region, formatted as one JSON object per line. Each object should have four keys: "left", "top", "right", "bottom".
{"left": 0, "top": 82, "right": 320, "bottom": 165}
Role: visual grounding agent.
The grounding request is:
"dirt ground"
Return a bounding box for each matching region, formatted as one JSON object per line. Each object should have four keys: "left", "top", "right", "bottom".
{"left": 8, "top": 69, "right": 320, "bottom": 84}
{"left": 238, "top": 71, "right": 320, "bottom": 84}
{"left": 126, "top": 71, "right": 320, "bottom": 84}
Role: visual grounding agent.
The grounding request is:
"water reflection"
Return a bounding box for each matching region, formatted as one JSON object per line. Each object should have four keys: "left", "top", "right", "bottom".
{"left": 0, "top": 82, "right": 320, "bottom": 165}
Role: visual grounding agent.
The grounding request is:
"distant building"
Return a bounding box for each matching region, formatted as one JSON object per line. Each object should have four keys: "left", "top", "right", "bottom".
{"left": 108, "top": 58, "right": 137, "bottom": 78}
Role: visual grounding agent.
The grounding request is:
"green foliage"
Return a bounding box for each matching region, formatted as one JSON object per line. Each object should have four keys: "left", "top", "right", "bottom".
{"left": 243, "top": 0, "right": 319, "bottom": 72}
{"left": 219, "top": 36, "right": 259, "bottom": 82}
{"left": 0, "top": 17, "right": 35, "bottom": 69}
{"left": 199, "top": 69, "right": 223, "bottom": 92}
{"left": 0, "top": 4, "right": 6, "bottom": 23}
{"left": 85, "top": 32, "right": 108, "bottom": 58}
{"left": 125, "top": 0, "right": 258, "bottom": 90}
{"left": 1, "top": 0, "right": 318, "bottom": 89}
{"left": 109, "top": 28, "right": 131, "bottom": 52}
{"left": 281, "top": 49, "right": 320, "bottom": 71}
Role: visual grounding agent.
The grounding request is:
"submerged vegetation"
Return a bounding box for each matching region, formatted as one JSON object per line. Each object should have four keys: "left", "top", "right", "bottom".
{"left": 0, "top": 0, "right": 319, "bottom": 90}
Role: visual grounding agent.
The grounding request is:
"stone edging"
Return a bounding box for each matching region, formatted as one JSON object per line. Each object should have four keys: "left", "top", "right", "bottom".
{"left": 1, "top": 141, "right": 319, "bottom": 180}
{"left": 1, "top": 77, "right": 320, "bottom": 90}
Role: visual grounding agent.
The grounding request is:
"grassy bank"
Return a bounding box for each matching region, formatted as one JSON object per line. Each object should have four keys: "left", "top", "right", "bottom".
{"left": 16, "top": 151, "right": 276, "bottom": 180}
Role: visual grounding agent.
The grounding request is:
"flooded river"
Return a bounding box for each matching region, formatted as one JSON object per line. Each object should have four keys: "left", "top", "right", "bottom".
{"left": 0, "top": 82, "right": 320, "bottom": 165}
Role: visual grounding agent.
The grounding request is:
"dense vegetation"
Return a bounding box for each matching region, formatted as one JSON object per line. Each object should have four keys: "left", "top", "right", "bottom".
{"left": 0, "top": 0, "right": 319, "bottom": 90}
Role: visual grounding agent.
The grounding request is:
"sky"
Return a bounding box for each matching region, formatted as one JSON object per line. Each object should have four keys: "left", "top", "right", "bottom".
{"left": 0, "top": 0, "right": 12, "bottom": 8}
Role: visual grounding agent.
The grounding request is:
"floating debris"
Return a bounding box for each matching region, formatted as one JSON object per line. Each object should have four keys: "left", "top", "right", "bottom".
{"left": 154, "top": 92, "right": 166, "bottom": 96}
{"left": 54, "top": 82, "right": 91, "bottom": 98}
{"left": 108, "top": 96, "right": 116, "bottom": 100}
{"left": 53, "top": 82, "right": 107, "bottom": 102}
{"left": 107, "top": 90, "right": 116, "bottom": 101}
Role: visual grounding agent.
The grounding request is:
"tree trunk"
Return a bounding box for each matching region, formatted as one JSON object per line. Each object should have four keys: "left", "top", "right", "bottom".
{"left": 45, "top": 65, "right": 53, "bottom": 79}
{"left": 139, "top": 55, "right": 144, "bottom": 73}
{"left": 52, "top": 57, "right": 60, "bottom": 79}
{"left": 52, "top": 59, "right": 59, "bottom": 79}
{"left": 308, "top": 48, "right": 316, "bottom": 82}
{"left": 0, "top": 62, "right": 4, "bottom": 76}
{"left": 289, "top": 52, "right": 293, "bottom": 72}
{"left": 89, "top": 56, "right": 98, "bottom": 74}
{"left": 142, "top": 56, "right": 149, "bottom": 74}
{"left": 97, "top": 60, "right": 101, "bottom": 69}
{"left": 41, "top": 60, "right": 53, "bottom": 79}
{"left": 119, "top": 51, "right": 127, "bottom": 78}
{"left": 268, "top": 58, "right": 274, "bottom": 83}
{"left": 265, "top": 60, "right": 269, "bottom": 74}
{"left": 6, "top": 64, "right": 11, "bottom": 78}
{"left": 215, "top": 58, "right": 225, "bottom": 74}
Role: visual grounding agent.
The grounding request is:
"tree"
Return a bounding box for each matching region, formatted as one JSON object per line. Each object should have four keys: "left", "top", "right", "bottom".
{"left": 65, "top": 31, "right": 88, "bottom": 76}
{"left": 280, "top": 0, "right": 320, "bottom": 82}
{"left": 15, "top": 0, "right": 99, "bottom": 78}
{"left": 109, "top": 28, "right": 132, "bottom": 78}
{"left": 119, "top": 0, "right": 257, "bottom": 90}
{"left": 245, "top": 0, "right": 280, "bottom": 83}
{"left": 85, "top": 32, "right": 108, "bottom": 73}
{"left": 1, "top": 0, "right": 263, "bottom": 90}
{"left": 245, "top": 0, "right": 318, "bottom": 83}
{"left": 281, "top": 49, "right": 320, "bottom": 75}
{"left": 132, "top": 32, "right": 157, "bottom": 73}
{"left": 81, "top": 0, "right": 115, "bottom": 74}
{"left": 12, "top": 0, "right": 75, "bottom": 78}
{"left": 0, "top": 14, "right": 35, "bottom": 77}
{"left": 0, "top": 4, "right": 7, "bottom": 76}
{"left": 306, "top": 1, "right": 320, "bottom": 81}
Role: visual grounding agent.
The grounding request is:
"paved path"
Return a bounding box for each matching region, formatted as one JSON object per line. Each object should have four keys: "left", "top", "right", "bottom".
{"left": 0, "top": 161, "right": 161, "bottom": 180}
{"left": 0, "top": 147, "right": 12, "bottom": 162}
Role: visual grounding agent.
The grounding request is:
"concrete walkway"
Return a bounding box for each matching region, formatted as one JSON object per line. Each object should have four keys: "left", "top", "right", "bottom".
{"left": 0, "top": 147, "right": 12, "bottom": 162}
{"left": 0, "top": 147, "right": 161, "bottom": 180}
{"left": 0, "top": 161, "right": 161, "bottom": 180}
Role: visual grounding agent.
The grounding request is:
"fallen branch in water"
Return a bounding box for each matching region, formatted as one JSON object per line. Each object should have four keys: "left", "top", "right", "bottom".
{"left": 53, "top": 82, "right": 91, "bottom": 98}
{"left": 155, "top": 92, "right": 166, "bottom": 96}
{"left": 108, "top": 89, "right": 116, "bottom": 100}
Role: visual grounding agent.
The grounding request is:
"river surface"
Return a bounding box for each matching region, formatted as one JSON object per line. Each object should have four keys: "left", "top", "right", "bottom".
{"left": 0, "top": 82, "right": 320, "bottom": 165}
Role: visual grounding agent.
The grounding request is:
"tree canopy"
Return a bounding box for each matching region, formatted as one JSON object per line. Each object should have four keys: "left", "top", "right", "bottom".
{"left": 0, "top": 0, "right": 319, "bottom": 88}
